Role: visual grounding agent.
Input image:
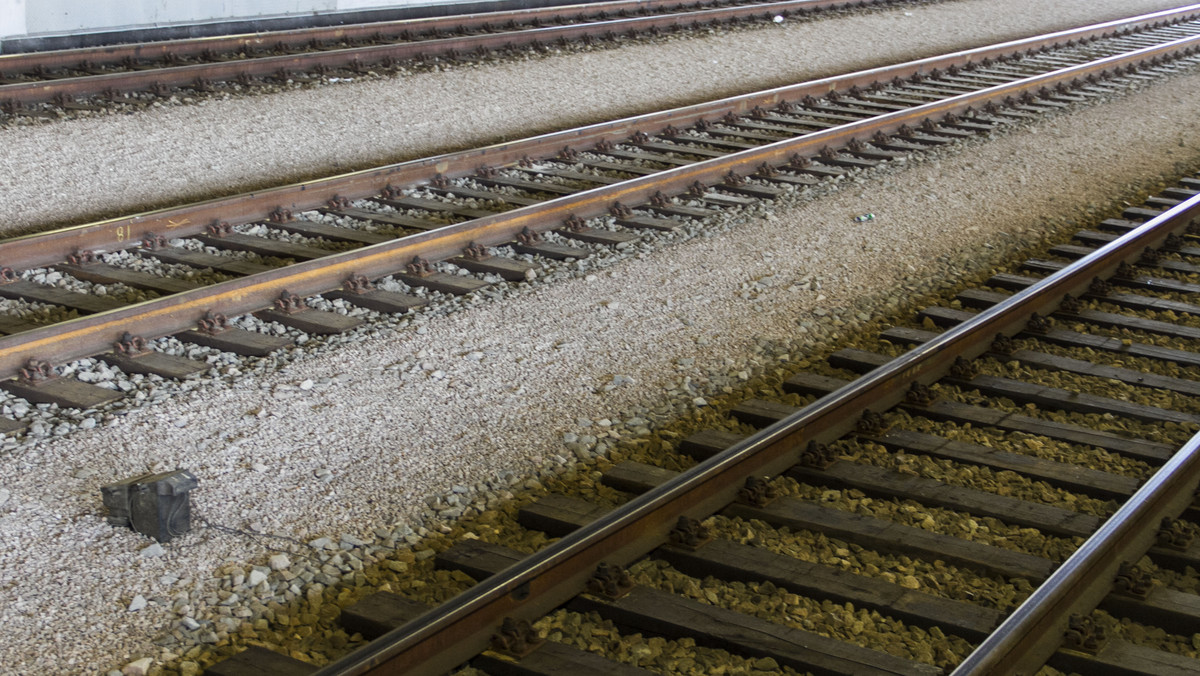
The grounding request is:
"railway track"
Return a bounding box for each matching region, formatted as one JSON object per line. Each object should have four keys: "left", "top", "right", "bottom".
{"left": 4, "top": 8, "right": 1200, "bottom": 670}
{"left": 204, "top": 77, "right": 1200, "bottom": 676}
{"left": 0, "top": 0, "right": 918, "bottom": 114}
{"left": 0, "top": 3, "right": 1150, "bottom": 673}
{"left": 0, "top": 6, "right": 1197, "bottom": 427}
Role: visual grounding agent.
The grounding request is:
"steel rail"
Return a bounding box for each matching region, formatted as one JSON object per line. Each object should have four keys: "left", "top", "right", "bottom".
{"left": 0, "top": 29, "right": 1195, "bottom": 386}
{"left": 0, "top": 0, "right": 897, "bottom": 74}
{"left": 313, "top": 104, "right": 1200, "bottom": 676}
{"left": 7, "top": 5, "right": 1199, "bottom": 272}
{"left": 951, "top": 430, "right": 1200, "bottom": 675}
{"left": 0, "top": 0, "right": 905, "bottom": 105}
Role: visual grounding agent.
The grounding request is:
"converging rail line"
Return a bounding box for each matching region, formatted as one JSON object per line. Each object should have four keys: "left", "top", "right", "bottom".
{"left": 0, "top": 6, "right": 1197, "bottom": 419}
{"left": 213, "top": 70, "right": 1200, "bottom": 676}
{"left": 11, "top": 6, "right": 1200, "bottom": 676}
{"left": 0, "top": 0, "right": 917, "bottom": 111}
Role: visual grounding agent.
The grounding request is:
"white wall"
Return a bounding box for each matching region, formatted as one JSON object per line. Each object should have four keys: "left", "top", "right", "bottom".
{"left": 0, "top": 0, "right": 26, "bottom": 39}
{"left": 1, "top": 0, "right": 466, "bottom": 41}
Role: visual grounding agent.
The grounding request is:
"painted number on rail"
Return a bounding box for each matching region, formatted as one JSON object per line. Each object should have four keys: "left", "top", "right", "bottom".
{"left": 114, "top": 225, "right": 130, "bottom": 242}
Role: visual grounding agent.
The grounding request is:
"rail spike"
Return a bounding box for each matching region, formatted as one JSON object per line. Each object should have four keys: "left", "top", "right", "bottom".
{"left": 489, "top": 617, "right": 543, "bottom": 658}
{"left": 1088, "top": 277, "right": 1113, "bottom": 296}
{"left": 516, "top": 228, "right": 542, "bottom": 245}
{"left": 342, "top": 274, "right": 373, "bottom": 294}
{"left": 1062, "top": 614, "right": 1107, "bottom": 655}
{"left": 327, "top": 195, "right": 351, "bottom": 210}
{"left": 561, "top": 215, "right": 586, "bottom": 232}
{"left": 949, "top": 356, "right": 979, "bottom": 380}
{"left": 462, "top": 241, "right": 490, "bottom": 259}
{"left": 67, "top": 250, "right": 98, "bottom": 266}
{"left": 668, "top": 515, "right": 711, "bottom": 551}
{"left": 856, "top": 409, "right": 888, "bottom": 436}
{"left": 1058, "top": 294, "right": 1082, "bottom": 314}
{"left": 197, "top": 311, "right": 229, "bottom": 335}
{"left": 274, "top": 290, "right": 305, "bottom": 314}
{"left": 206, "top": 221, "right": 233, "bottom": 238}
{"left": 114, "top": 332, "right": 149, "bottom": 356}
{"left": 1158, "top": 517, "right": 1197, "bottom": 551}
{"left": 19, "top": 358, "right": 56, "bottom": 385}
{"left": 1026, "top": 312, "right": 1051, "bottom": 334}
{"left": 736, "top": 476, "right": 779, "bottom": 507}
{"left": 785, "top": 154, "right": 811, "bottom": 172}
{"left": 141, "top": 232, "right": 167, "bottom": 250}
{"left": 0, "top": 267, "right": 17, "bottom": 284}
{"left": 1112, "top": 562, "right": 1154, "bottom": 600}
{"left": 990, "top": 333, "right": 1017, "bottom": 356}
{"left": 905, "top": 382, "right": 937, "bottom": 406}
{"left": 586, "top": 562, "right": 634, "bottom": 600}
{"left": 407, "top": 256, "right": 433, "bottom": 277}
{"left": 797, "top": 441, "right": 837, "bottom": 470}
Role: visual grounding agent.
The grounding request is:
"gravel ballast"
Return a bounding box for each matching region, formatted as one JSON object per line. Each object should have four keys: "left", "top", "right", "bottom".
{"left": 1, "top": 3, "right": 1200, "bottom": 674}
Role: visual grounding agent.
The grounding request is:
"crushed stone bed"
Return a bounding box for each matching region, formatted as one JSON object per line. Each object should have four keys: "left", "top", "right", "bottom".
{"left": 2, "top": 5, "right": 1200, "bottom": 675}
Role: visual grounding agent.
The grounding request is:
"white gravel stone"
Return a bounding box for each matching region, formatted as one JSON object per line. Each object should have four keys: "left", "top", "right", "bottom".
{"left": 121, "top": 657, "right": 152, "bottom": 675}
{"left": 0, "top": 1, "right": 1195, "bottom": 673}
{"left": 139, "top": 544, "right": 164, "bottom": 558}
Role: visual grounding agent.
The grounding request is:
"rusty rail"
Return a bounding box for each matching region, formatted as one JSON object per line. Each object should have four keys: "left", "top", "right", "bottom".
{"left": 0, "top": 0, "right": 906, "bottom": 105}
{"left": 313, "top": 113, "right": 1200, "bottom": 676}
{"left": 952, "top": 429, "right": 1200, "bottom": 675}
{"left": 8, "top": 4, "right": 1199, "bottom": 270}
{"left": 0, "top": 17, "right": 1194, "bottom": 387}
